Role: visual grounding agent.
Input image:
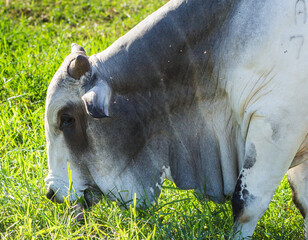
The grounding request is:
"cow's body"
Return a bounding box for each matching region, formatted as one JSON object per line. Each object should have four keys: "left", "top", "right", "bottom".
{"left": 45, "top": 0, "right": 308, "bottom": 238}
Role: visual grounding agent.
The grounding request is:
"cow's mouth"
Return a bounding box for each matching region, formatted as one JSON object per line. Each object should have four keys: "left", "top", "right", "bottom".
{"left": 45, "top": 185, "right": 103, "bottom": 206}
{"left": 46, "top": 186, "right": 103, "bottom": 222}
{"left": 83, "top": 186, "right": 104, "bottom": 207}
{"left": 73, "top": 187, "right": 104, "bottom": 222}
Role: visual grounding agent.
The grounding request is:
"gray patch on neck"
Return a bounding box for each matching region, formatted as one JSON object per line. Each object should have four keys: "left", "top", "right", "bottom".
{"left": 243, "top": 143, "right": 257, "bottom": 169}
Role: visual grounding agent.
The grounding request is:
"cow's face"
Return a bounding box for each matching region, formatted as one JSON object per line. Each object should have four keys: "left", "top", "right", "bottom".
{"left": 45, "top": 44, "right": 163, "bottom": 204}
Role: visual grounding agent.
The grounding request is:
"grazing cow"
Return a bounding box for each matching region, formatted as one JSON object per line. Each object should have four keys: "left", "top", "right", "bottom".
{"left": 45, "top": 0, "right": 308, "bottom": 238}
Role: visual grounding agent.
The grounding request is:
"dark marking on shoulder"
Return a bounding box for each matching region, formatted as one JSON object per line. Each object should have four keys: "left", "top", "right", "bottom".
{"left": 271, "top": 122, "right": 280, "bottom": 141}
{"left": 232, "top": 174, "right": 244, "bottom": 220}
{"left": 232, "top": 173, "right": 256, "bottom": 222}
{"left": 243, "top": 143, "right": 257, "bottom": 169}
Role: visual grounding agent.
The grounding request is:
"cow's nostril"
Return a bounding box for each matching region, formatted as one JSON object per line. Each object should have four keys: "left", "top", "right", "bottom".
{"left": 46, "top": 189, "right": 55, "bottom": 201}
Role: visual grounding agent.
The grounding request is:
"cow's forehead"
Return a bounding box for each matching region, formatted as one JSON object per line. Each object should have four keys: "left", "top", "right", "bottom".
{"left": 46, "top": 54, "right": 90, "bottom": 121}
{"left": 46, "top": 75, "right": 79, "bottom": 115}
{"left": 46, "top": 89, "right": 79, "bottom": 114}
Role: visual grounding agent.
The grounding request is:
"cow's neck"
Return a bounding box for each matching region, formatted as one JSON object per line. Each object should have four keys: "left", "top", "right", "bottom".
{"left": 88, "top": 0, "right": 240, "bottom": 201}
{"left": 91, "top": 0, "right": 237, "bottom": 97}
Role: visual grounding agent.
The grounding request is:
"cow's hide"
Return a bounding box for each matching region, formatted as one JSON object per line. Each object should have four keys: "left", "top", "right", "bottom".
{"left": 45, "top": 0, "right": 308, "bottom": 238}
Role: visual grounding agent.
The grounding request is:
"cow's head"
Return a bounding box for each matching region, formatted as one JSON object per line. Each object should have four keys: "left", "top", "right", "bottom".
{"left": 45, "top": 44, "right": 166, "bottom": 205}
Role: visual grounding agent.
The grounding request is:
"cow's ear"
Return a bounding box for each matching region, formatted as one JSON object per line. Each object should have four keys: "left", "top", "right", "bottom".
{"left": 82, "top": 82, "right": 111, "bottom": 118}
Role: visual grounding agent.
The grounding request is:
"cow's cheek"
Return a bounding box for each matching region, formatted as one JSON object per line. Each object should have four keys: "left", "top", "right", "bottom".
{"left": 46, "top": 133, "right": 90, "bottom": 201}
{"left": 45, "top": 135, "right": 71, "bottom": 202}
{"left": 46, "top": 135, "right": 70, "bottom": 182}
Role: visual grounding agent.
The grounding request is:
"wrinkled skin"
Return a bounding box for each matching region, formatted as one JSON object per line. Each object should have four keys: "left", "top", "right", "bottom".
{"left": 45, "top": 0, "right": 308, "bottom": 238}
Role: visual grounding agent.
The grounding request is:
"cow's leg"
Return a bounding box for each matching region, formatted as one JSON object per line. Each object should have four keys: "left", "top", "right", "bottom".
{"left": 232, "top": 116, "right": 305, "bottom": 239}
{"left": 287, "top": 160, "right": 308, "bottom": 238}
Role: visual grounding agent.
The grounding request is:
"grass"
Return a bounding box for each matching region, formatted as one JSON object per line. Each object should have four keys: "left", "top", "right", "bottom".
{"left": 0, "top": 0, "right": 304, "bottom": 239}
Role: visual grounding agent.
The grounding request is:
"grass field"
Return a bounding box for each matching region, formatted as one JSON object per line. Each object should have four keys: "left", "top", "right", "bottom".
{"left": 0, "top": 0, "right": 305, "bottom": 239}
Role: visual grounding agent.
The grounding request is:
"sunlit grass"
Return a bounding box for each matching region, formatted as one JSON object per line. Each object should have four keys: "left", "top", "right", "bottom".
{"left": 0, "top": 0, "right": 304, "bottom": 239}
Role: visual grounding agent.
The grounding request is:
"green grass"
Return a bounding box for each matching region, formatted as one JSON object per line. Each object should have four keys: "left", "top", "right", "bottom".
{"left": 0, "top": 0, "right": 304, "bottom": 239}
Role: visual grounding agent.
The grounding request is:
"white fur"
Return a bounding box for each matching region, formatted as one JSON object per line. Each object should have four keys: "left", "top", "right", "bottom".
{"left": 44, "top": 133, "right": 88, "bottom": 202}
{"left": 225, "top": 1, "right": 308, "bottom": 237}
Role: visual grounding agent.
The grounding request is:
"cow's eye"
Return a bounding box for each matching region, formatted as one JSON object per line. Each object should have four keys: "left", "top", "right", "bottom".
{"left": 59, "top": 114, "right": 75, "bottom": 130}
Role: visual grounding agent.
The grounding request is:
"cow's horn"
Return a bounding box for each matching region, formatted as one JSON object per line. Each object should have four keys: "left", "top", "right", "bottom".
{"left": 71, "top": 43, "right": 86, "bottom": 54}
{"left": 68, "top": 55, "right": 90, "bottom": 79}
